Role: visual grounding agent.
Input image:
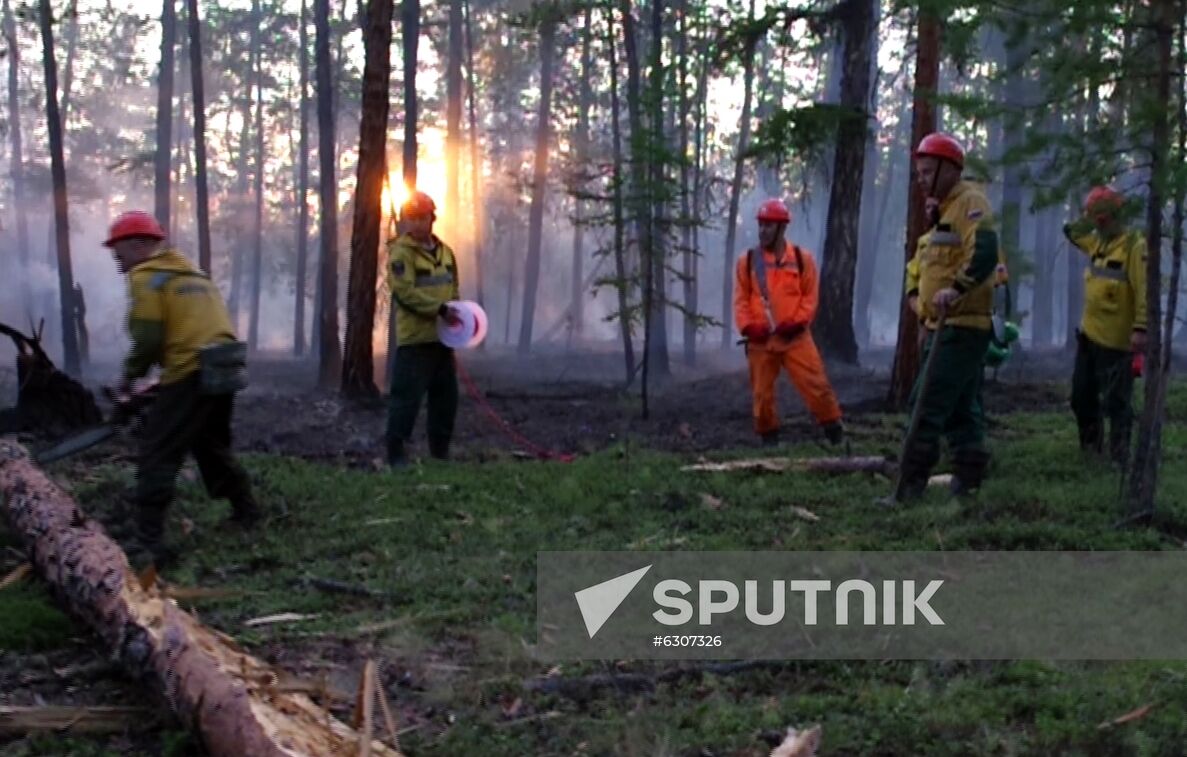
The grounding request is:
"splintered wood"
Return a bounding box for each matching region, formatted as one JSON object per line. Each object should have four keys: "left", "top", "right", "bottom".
{"left": 0, "top": 440, "right": 402, "bottom": 757}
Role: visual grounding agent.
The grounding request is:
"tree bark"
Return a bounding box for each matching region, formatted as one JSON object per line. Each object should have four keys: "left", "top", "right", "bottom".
{"left": 463, "top": 0, "right": 483, "bottom": 306}
{"left": 154, "top": 0, "right": 176, "bottom": 233}
{"left": 607, "top": 4, "right": 636, "bottom": 381}
{"left": 676, "top": 0, "right": 694, "bottom": 364}
{"left": 815, "top": 0, "right": 876, "bottom": 364}
{"left": 516, "top": 17, "right": 556, "bottom": 354}
{"left": 446, "top": 0, "right": 462, "bottom": 230}
{"left": 39, "top": 0, "right": 79, "bottom": 377}
{"left": 401, "top": 0, "right": 419, "bottom": 189}
{"left": 719, "top": 0, "right": 756, "bottom": 350}
{"left": 294, "top": 0, "right": 311, "bottom": 355}
{"left": 0, "top": 441, "right": 402, "bottom": 756}
{"left": 1125, "top": 0, "right": 1173, "bottom": 515}
{"left": 687, "top": 2, "right": 709, "bottom": 364}
{"left": 341, "top": 0, "right": 393, "bottom": 399}
{"left": 315, "top": 0, "right": 341, "bottom": 387}
{"left": 887, "top": 10, "right": 939, "bottom": 408}
{"left": 228, "top": 90, "right": 252, "bottom": 325}
{"left": 570, "top": 5, "right": 594, "bottom": 342}
{"left": 643, "top": 0, "right": 669, "bottom": 390}
{"left": 248, "top": 0, "right": 264, "bottom": 350}
{"left": 3, "top": 0, "right": 29, "bottom": 273}
{"left": 186, "top": 0, "right": 211, "bottom": 273}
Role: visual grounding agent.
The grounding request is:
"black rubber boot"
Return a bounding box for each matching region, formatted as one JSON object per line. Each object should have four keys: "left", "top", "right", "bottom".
{"left": 880, "top": 441, "right": 940, "bottom": 506}
{"left": 387, "top": 437, "right": 410, "bottom": 468}
{"left": 823, "top": 421, "right": 844, "bottom": 446}
{"left": 228, "top": 491, "right": 263, "bottom": 528}
{"left": 126, "top": 502, "right": 174, "bottom": 570}
{"left": 1078, "top": 422, "right": 1103, "bottom": 455}
{"left": 761, "top": 430, "right": 781, "bottom": 448}
{"left": 428, "top": 436, "right": 451, "bottom": 461}
{"left": 950, "top": 447, "right": 991, "bottom": 497}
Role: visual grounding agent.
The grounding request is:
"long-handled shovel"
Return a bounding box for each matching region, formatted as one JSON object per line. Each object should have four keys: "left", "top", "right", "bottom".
{"left": 886, "top": 309, "right": 948, "bottom": 504}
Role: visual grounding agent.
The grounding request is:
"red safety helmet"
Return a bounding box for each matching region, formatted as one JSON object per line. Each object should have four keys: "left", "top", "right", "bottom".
{"left": 401, "top": 190, "right": 437, "bottom": 219}
{"left": 756, "top": 198, "right": 791, "bottom": 223}
{"left": 1085, "top": 185, "right": 1123, "bottom": 215}
{"left": 915, "top": 132, "right": 965, "bottom": 169}
{"left": 103, "top": 210, "right": 166, "bottom": 247}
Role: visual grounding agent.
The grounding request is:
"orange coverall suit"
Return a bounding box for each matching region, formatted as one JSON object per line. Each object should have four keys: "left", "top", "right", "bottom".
{"left": 734, "top": 242, "right": 842, "bottom": 436}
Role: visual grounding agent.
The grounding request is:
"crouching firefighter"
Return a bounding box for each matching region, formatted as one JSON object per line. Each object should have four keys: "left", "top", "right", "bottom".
{"left": 896, "top": 133, "right": 1000, "bottom": 501}
{"left": 104, "top": 211, "right": 258, "bottom": 567}
{"left": 1064, "top": 185, "right": 1148, "bottom": 466}
{"left": 734, "top": 198, "right": 844, "bottom": 447}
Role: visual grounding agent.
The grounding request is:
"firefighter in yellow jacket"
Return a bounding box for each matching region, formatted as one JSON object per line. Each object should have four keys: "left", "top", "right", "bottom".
{"left": 385, "top": 191, "right": 462, "bottom": 467}
{"left": 896, "top": 133, "right": 1000, "bottom": 501}
{"left": 1064, "top": 185, "right": 1148, "bottom": 464}
{"left": 104, "top": 211, "right": 257, "bottom": 566}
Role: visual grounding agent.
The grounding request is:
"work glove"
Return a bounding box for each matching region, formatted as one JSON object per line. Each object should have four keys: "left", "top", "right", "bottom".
{"left": 741, "top": 324, "right": 771, "bottom": 343}
{"left": 774, "top": 320, "right": 807, "bottom": 340}
{"left": 438, "top": 303, "right": 462, "bottom": 326}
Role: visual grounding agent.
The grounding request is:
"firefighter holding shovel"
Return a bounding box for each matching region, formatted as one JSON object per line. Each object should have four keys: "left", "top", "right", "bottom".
{"left": 893, "top": 133, "right": 1001, "bottom": 501}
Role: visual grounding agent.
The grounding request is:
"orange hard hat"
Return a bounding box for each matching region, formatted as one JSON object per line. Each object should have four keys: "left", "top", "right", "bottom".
{"left": 401, "top": 190, "right": 437, "bottom": 219}
{"left": 915, "top": 132, "right": 965, "bottom": 169}
{"left": 756, "top": 198, "right": 791, "bottom": 223}
{"left": 103, "top": 210, "right": 166, "bottom": 247}
{"left": 1085, "top": 185, "right": 1123, "bottom": 215}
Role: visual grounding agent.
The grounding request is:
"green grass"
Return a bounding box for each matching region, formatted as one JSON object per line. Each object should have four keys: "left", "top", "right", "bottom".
{"left": 0, "top": 583, "right": 76, "bottom": 653}
{"left": 8, "top": 382, "right": 1187, "bottom": 755}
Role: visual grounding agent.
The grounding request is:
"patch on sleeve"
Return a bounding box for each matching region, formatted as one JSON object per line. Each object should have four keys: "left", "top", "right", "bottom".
{"left": 393, "top": 260, "right": 406, "bottom": 277}
{"left": 966, "top": 208, "right": 985, "bottom": 221}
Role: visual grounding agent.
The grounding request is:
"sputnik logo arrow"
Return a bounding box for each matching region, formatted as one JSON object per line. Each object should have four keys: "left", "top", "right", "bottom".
{"left": 574, "top": 564, "right": 652, "bottom": 639}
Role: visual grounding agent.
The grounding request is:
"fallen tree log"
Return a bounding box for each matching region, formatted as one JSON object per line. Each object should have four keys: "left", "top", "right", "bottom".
{"left": 0, "top": 705, "right": 156, "bottom": 735}
{"left": 680, "top": 455, "right": 895, "bottom": 476}
{"left": 0, "top": 440, "right": 401, "bottom": 756}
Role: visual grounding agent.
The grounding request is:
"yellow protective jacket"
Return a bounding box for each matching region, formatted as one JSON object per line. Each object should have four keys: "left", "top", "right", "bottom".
{"left": 905, "top": 181, "right": 1000, "bottom": 331}
{"left": 1064, "top": 221, "right": 1147, "bottom": 351}
{"left": 386, "top": 233, "right": 460, "bottom": 346}
{"left": 124, "top": 247, "right": 237, "bottom": 385}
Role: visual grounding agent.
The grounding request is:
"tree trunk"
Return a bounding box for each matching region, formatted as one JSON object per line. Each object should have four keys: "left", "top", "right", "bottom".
{"left": 687, "top": 2, "right": 708, "bottom": 364}
{"left": 341, "top": 0, "right": 393, "bottom": 399}
{"left": 186, "top": 0, "right": 211, "bottom": 273}
{"left": 815, "top": 0, "right": 876, "bottom": 364}
{"left": 294, "top": 0, "right": 311, "bottom": 355}
{"left": 463, "top": 0, "right": 483, "bottom": 306}
{"left": 401, "top": 0, "right": 419, "bottom": 189}
{"left": 643, "top": 0, "right": 669, "bottom": 390}
{"left": 997, "top": 24, "right": 1029, "bottom": 333}
{"left": 248, "top": 0, "right": 264, "bottom": 350}
{"left": 607, "top": 4, "right": 636, "bottom": 381}
{"left": 570, "top": 5, "right": 593, "bottom": 342}
{"left": 228, "top": 92, "right": 252, "bottom": 325}
{"left": 517, "top": 17, "right": 556, "bottom": 354}
{"left": 3, "top": 0, "right": 28, "bottom": 274}
{"left": 154, "top": 0, "right": 176, "bottom": 233}
{"left": 853, "top": 132, "right": 882, "bottom": 348}
{"left": 887, "top": 11, "right": 939, "bottom": 408}
{"left": 0, "top": 441, "right": 402, "bottom": 756}
{"left": 719, "top": 0, "right": 756, "bottom": 350}
{"left": 676, "top": 0, "right": 694, "bottom": 364}
{"left": 1126, "top": 0, "right": 1174, "bottom": 515}
{"left": 446, "top": 0, "right": 462, "bottom": 231}
{"left": 1031, "top": 208, "right": 1057, "bottom": 347}
{"left": 59, "top": 0, "right": 77, "bottom": 127}
{"left": 39, "top": 0, "right": 79, "bottom": 377}
{"left": 315, "top": 0, "right": 341, "bottom": 388}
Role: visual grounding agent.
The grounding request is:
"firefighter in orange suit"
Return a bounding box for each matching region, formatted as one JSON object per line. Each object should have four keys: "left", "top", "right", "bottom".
{"left": 734, "top": 199, "right": 845, "bottom": 447}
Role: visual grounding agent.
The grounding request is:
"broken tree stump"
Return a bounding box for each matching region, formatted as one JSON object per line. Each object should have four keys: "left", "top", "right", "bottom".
{"left": 0, "top": 440, "right": 401, "bottom": 756}
{"left": 0, "top": 322, "right": 100, "bottom": 435}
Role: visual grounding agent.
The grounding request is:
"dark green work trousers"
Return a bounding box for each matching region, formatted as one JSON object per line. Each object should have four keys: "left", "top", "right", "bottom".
{"left": 135, "top": 373, "right": 253, "bottom": 539}
{"left": 1070, "top": 330, "right": 1134, "bottom": 463}
{"left": 386, "top": 343, "right": 458, "bottom": 458}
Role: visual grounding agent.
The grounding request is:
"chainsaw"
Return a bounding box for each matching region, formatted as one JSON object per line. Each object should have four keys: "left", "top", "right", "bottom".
{"left": 35, "top": 382, "right": 160, "bottom": 464}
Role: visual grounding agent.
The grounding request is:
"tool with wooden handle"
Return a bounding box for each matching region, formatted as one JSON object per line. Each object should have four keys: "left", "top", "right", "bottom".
{"left": 889, "top": 309, "right": 948, "bottom": 503}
